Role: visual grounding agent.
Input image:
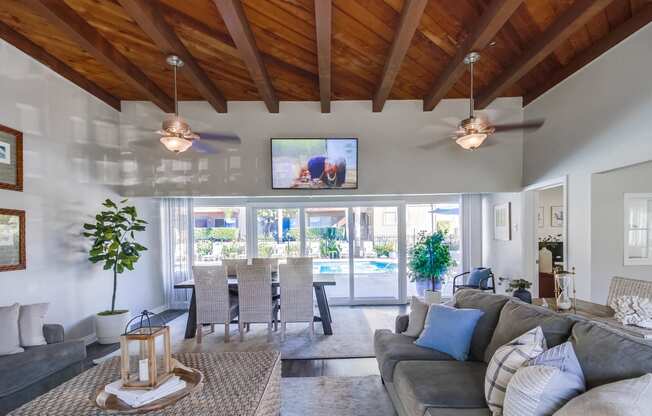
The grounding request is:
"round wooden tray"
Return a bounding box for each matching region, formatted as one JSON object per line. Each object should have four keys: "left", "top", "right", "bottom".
{"left": 93, "top": 361, "right": 204, "bottom": 414}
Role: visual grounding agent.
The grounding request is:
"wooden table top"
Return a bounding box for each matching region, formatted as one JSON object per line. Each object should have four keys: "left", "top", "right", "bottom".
{"left": 174, "top": 276, "right": 336, "bottom": 289}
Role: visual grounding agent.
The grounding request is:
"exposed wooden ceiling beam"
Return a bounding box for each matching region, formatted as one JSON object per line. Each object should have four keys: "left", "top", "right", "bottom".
{"left": 213, "top": 0, "right": 279, "bottom": 113}
{"left": 476, "top": 0, "right": 614, "bottom": 109}
{"left": 422, "top": 0, "right": 524, "bottom": 111}
{"left": 118, "top": 0, "right": 227, "bottom": 113}
{"left": 314, "top": 0, "right": 332, "bottom": 113}
{"left": 0, "top": 21, "right": 121, "bottom": 111}
{"left": 25, "top": 0, "right": 174, "bottom": 113}
{"left": 524, "top": 4, "right": 652, "bottom": 106}
{"left": 372, "top": 0, "right": 428, "bottom": 112}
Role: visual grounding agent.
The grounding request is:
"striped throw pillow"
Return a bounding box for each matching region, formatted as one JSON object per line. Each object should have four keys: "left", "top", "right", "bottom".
{"left": 485, "top": 326, "right": 547, "bottom": 415}
{"left": 504, "top": 342, "right": 585, "bottom": 416}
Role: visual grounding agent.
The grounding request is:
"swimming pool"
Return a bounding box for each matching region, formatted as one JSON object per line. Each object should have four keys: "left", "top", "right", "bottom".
{"left": 314, "top": 259, "right": 397, "bottom": 274}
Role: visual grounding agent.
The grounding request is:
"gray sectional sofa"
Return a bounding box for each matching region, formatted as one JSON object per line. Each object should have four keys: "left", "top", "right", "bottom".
{"left": 374, "top": 290, "right": 652, "bottom": 416}
{"left": 0, "top": 324, "right": 86, "bottom": 415}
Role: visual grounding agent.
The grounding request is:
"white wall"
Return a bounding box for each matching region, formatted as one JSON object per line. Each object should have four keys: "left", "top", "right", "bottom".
{"left": 591, "top": 161, "right": 652, "bottom": 304}
{"left": 482, "top": 193, "right": 524, "bottom": 294}
{"left": 118, "top": 98, "right": 524, "bottom": 197}
{"left": 0, "top": 40, "right": 165, "bottom": 341}
{"left": 523, "top": 23, "right": 652, "bottom": 301}
{"left": 536, "top": 186, "right": 563, "bottom": 241}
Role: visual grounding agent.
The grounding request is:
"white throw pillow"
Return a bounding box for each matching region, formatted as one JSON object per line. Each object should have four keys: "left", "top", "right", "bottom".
{"left": 485, "top": 326, "right": 547, "bottom": 416}
{"left": 19, "top": 303, "right": 49, "bottom": 346}
{"left": 403, "top": 296, "right": 429, "bottom": 337}
{"left": 0, "top": 303, "right": 24, "bottom": 355}
{"left": 554, "top": 374, "right": 652, "bottom": 416}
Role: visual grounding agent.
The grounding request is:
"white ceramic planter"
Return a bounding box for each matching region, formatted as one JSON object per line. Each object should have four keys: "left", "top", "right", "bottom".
{"left": 424, "top": 290, "right": 442, "bottom": 305}
{"left": 96, "top": 310, "right": 130, "bottom": 344}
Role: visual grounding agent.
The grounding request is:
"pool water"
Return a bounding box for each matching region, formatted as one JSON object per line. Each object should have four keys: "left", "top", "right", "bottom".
{"left": 314, "top": 259, "right": 397, "bottom": 274}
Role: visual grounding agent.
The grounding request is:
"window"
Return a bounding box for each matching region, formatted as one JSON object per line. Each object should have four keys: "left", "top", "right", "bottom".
{"left": 624, "top": 194, "right": 652, "bottom": 265}
{"left": 383, "top": 210, "right": 397, "bottom": 226}
{"left": 193, "top": 206, "right": 247, "bottom": 264}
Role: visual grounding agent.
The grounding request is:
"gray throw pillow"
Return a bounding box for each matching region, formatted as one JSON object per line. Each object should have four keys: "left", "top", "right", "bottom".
{"left": 19, "top": 303, "right": 49, "bottom": 346}
{"left": 554, "top": 374, "right": 652, "bottom": 416}
{"left": 504, "top": 342, "right": 585, "bottom": 416}
{"left": 403, "top": 296, "right": 429, "bottom": 337}
{"left": 0, "top": 303, "right": 24, "bottom": 355}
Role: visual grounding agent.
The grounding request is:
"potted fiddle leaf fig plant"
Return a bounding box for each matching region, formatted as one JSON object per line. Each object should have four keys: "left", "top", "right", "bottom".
{"left": 408, "top": 231, "right": 454, "bottom": 304}
{"left": 83, "top": 199, "right": 148, "bottom": 344}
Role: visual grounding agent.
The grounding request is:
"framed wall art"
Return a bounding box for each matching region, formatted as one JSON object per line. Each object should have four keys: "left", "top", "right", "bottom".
{"left": 494, "top": 202, "right": 512, "bottom": 241}
{"left": 0, "top": 124, "right": 23, "bottom": 192}
{"left": 0, "top": 209, "right": 26, "bottom": 272}
{"left": 551, "top": 206, "right": 564, "bottom": 228}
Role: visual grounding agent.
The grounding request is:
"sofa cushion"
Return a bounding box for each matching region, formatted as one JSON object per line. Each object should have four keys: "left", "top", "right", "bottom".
{"left": 403, "top": 297, "right": 430, "bottom": 337}
{"left": 394, "top": 360, "right": 487, "bottom": 416}
{"left": 0, "top": 340, "right": 86, "bottom": 397}
{"left": 0, "top": 303, "right": 23, "bottom": 355}
{"left": 484, "top": 300, "right": 574, "bottom": 363}
{"left": 453, "top": 290, "right": 510, "bottom": 362}
{"left": 374, "top": 329, "right": 453, "bottom": 382}
{"left": 570, "top": 320, "right": 652, "bottom": 389}
{"left": 425, "top": 409, "right": 491, "bottom": 416}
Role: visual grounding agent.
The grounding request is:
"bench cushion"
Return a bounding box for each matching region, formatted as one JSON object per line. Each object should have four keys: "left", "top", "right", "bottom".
{"left": 374, "top": 329, "right": 453, "bottom": 382}
{"left": 394, "top": 360, "right": 487, "bottom": 416}
{"left": 0, "top": 340, "right": 86, "bottom": 397}
{"left": 453, "top": 290, "right": 510, "bottom": 362}
{"left": 484, "top": 300, "right": 575, "bottom": 363}
{"left": 570, "top": 320, "right": 652, "bottom": 389}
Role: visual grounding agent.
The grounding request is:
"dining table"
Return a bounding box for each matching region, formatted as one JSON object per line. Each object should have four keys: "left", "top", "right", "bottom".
{"left": 174, "top": 274, "right": 337, "bottom": 338}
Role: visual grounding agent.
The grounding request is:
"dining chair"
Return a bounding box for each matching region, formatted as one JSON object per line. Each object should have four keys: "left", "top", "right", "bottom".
{"left": 222, "top": 258, "right": 248, "bottom": 277}
{"left": 279, "top": 259, "right": 315, "bottom": 340}
{"left": 236, "top": 264, "right": 279, "bottom": 341}
{"left": 252, "top": 257, "right": 280, "bottom": 273}
{"left": 192, "top": 265, "right": 238, "bottom": 343}
{"left": 286, "top": 257, "right": 314, "bottom": 267}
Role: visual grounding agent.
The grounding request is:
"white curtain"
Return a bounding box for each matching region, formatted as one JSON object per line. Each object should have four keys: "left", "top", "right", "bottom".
{"left": 161, "top": 198, "right": 193, "bottom": 310}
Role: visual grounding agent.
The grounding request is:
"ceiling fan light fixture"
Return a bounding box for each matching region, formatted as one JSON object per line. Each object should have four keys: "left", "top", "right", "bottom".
{"left": 160, "top": 135, "right": 193, "bottom": 153}
{"left": 456, "top": 133, "right": 487, "bottom": 151}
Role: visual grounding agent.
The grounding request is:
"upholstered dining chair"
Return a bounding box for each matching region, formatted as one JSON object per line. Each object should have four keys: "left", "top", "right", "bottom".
{"left": 222, "top": 258, "right": 248, "bottom": 277}
{"left": 279, "top": 259, "right": 315, "bottom": 340}
{"left": 452, "top": 267, "right": 496, "bottom": 294}
{"left": 236, "top": 264, "right": 280, "bottom": 341}
{"left": 192, "top": 265, "right": 238, "bottom": 343}
{"left": 252, "top": 257, "right": 279, "bottom": 273}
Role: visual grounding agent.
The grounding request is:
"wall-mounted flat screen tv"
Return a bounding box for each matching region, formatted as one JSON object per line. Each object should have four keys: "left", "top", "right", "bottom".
{"left": 271, "top": 138, "right": 358, "bottom": 189}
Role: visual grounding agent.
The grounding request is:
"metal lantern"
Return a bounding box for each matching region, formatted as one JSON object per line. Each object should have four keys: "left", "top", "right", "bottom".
{"left": 120, "top": 310, "right": 172, "bottom": 390}
{"left": 554, "top": 267, "right": 577, "bottom": 312}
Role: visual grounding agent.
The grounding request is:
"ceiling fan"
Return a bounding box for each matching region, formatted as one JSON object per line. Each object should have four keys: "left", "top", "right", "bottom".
{"left": 157, "top": 55, "right": 240, "bottom": 154}
{"left": 442, "top": 52, "right": 544, "bottom": 151}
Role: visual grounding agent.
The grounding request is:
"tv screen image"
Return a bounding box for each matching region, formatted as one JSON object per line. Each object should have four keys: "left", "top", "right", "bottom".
{"left": 271, "top": 138, "right": 358, "bottom": 189}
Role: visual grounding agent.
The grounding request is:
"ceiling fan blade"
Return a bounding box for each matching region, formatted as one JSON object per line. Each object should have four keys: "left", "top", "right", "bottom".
{"left": 197, "top": 132, "right": 241, "bottom": 143}
{"left": 191, "top": 140, "right": 218, "bottom": 154}
{"left": 493, "top": 118, "right": 545, "bottom": 132}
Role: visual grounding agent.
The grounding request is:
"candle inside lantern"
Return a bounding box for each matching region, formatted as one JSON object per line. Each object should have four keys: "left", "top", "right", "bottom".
{"left": 139, "top": 358, "right": 149, "bottom": 382}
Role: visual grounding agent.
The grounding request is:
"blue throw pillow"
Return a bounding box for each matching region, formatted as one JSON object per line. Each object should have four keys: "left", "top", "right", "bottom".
{"left": 468, "top": 267, "right": 491, "bottom": 287}
{"left": 415, "top": 304, "right": 484, "bottom": 361}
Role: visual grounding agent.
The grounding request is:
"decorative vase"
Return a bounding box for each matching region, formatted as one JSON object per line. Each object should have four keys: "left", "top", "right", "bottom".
{"left": 512, "top": 289, "right": 532, "bottom": 304}
{"left": 96, "top": 310, "right": 130, "bottom": 344}
{"left": 424, "top": 290, "right": 442, "bottom": 305}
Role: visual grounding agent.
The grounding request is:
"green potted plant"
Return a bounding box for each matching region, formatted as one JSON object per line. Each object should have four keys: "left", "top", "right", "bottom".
{"left": 83, "top": 199, "right": 148, "bottom": 344}
{"left": 408, "top": 231, "right": 454, "bottom": 303}
{"left": 508, "top": 278, "right": 533, "bottom": 304}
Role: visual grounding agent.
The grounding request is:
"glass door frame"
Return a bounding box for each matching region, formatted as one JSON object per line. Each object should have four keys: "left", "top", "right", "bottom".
{"left": 191, "top": 195, "right": 464, "bottom": 306}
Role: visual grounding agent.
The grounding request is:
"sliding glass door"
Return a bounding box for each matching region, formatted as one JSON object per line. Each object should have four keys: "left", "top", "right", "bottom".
{"left": 304, "top": 207, "right": 350, "bottom": 301}
{"left": 254, "top": 208, "right": 300, "bottom": 258}
{"left": 193, "top": 206, "right": 247, "bottom": 264}
{"left": 352, "top": 207, "right": 399, "bottom": 301}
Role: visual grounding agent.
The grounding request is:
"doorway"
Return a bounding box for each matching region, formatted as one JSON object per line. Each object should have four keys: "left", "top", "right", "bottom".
{"left": 523, "top": 178, "right": 568, "bottom": 298}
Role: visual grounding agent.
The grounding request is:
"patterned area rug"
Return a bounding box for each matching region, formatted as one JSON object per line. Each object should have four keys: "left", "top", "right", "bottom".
{"left": 281, "top": 376, "right": 396, "bottom": 416}
{"left": 95, "top": 306, "right": 399, "bottom": 362}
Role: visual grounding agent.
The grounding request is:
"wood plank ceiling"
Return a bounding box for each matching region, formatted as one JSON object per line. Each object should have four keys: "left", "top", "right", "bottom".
{"left": 0, "top": 0, "right": 650, "bottom": 113}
